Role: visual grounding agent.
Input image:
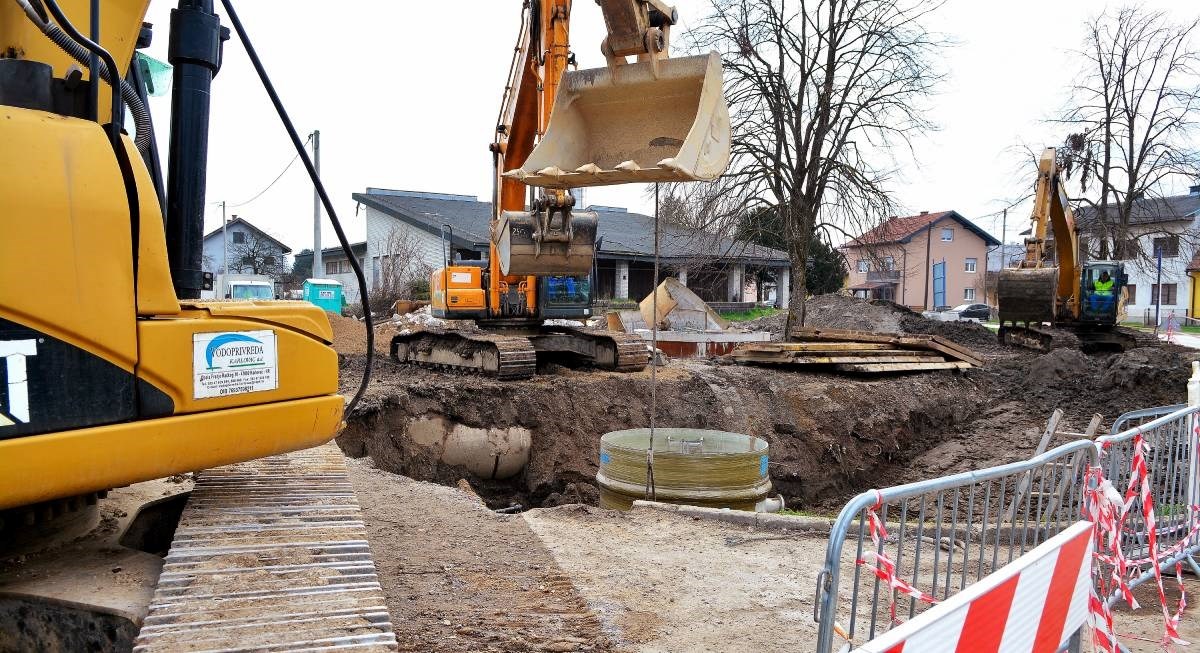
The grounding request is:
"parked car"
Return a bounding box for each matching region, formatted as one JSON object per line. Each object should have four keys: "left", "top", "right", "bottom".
{"left": 948, "top": 303, "right": 991, "bottom": 320}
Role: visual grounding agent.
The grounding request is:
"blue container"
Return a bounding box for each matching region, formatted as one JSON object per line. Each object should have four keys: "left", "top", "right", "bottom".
{"left": 303, "top": 278, "right": 344, "bottom": 313}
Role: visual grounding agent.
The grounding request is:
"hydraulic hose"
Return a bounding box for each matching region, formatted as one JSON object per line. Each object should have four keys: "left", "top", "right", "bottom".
{"left": 15, "top": 0, "right": 153, "bottom": 157}
{"left": 220, "top": 0, "right": 373, "bottom": 415}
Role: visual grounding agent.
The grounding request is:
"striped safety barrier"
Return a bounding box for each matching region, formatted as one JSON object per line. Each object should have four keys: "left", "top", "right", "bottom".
{"left": 852, "top": 521, "right": 1094, "bottom": 653}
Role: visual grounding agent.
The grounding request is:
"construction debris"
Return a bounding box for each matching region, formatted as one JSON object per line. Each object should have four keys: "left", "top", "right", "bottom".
{"left": 729, "top": 326, "right": 983, "bottom": 373}
{"left": 607, "top": 278, "right": 770, "bottom": 358}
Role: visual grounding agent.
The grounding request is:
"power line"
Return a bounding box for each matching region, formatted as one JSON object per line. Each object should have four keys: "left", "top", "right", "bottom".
{"left": 227, "top": 133, "right": 313, "bottom": 208}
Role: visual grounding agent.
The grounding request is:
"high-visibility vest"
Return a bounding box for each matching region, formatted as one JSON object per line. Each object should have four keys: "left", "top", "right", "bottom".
{"left": 1095, "top": 278, "right": 1114, "bottom": 295}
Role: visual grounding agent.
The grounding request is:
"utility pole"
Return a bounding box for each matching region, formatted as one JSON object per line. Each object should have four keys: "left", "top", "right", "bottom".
{"left": 220, "top": 200, "right": 228, "bottom": 275}
{"left": 1000, "top": 208, "right": 1007, "bottom": 267}
{"left": 1155, "top": 246, "right": 1163, "bottom": 334}
{"left": 311, "top": 129, "right": 322, "bottom": 279}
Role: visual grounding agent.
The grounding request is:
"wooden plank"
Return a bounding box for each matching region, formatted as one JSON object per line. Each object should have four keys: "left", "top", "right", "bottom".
{"left": 740, "top": 342, "right": 895, "bottom": 352}
{"left": 832, "top": 361, "right": 971, "bottom": 373}
{"left": 1007, "top": 409, "right": 1063, "bottom": 521}
{"left": 755, "top": 355, "right": 945, "bottom": 365}
{"left": 789, "top": 326, "right": 984, "bottom": 367}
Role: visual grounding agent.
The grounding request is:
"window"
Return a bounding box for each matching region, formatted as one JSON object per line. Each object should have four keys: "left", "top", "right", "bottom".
{"left": 964, "top": 257, "right": 977, "bottom": 273}
{"left": 963, "top": 287, "right": 975, "bottom": 301}
{"left": 264, "top": 255, "right": 275, "bottom": 266}
{"left": 941, "top": 228, "right": 954, "bottom": 242}
{"left": 1126, "top": 284, "right": 1137, "bottom": 304}
{"left": 372, "top": 257, "right": 381, "bottom": 285}
{"left": 883, "top": 256, "right": 895, "bottom": 271}
{"left": 1153, "top": 235, "right": 1180, "bottom": 258}
{"left": 1116, "top": 239, "right": 1141, "bottom": 260}
{"left": 325, "top": 260, "right": 339, "bottom": 275}
{"left": 232, "top": 231, "right": 246, "bottom": 244}
{"left": 857, "top": 259, "right": 869, "bottom": 273}
{"left": 241, "top": 255, "right": 253, "bottom": 266}
{"left": 1151, "top": 283, "right": 1178, "bottom": 305}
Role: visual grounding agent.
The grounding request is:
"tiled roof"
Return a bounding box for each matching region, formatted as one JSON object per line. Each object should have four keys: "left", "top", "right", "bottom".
{"left": 844, "top": 211, "right": 1000, "bottom": 247}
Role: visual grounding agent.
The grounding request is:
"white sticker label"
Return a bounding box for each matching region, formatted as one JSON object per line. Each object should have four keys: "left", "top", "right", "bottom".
{"left": 193, "top": 330, "right": 278, "bottom": 399}
{"left": 318, "top": 289, "right": 334, "bottom": 299}
{"left": 450, "top": 271, "right": 472, "bottom": 284}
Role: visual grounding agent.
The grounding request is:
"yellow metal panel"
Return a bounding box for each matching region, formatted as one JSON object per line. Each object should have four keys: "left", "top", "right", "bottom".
{"left": 188, "top": 301, "right": 335, "bottom": 342}
{"left": 0, "top": 107, "right": 136, "bottom": 370}
{"left": 136, "top": 313, "right": 338, "bottom": 414}
{"left": 123, "top": 138, "right": 182, "bottom": 316}
{"left": 448, "top": 289, "right": 486, "bottom": 309}
{"left": 0, "top": 0, "right": 151, "bottom": 125}
{"left": 0, "top": 395, "right": 344, "bottom": 510}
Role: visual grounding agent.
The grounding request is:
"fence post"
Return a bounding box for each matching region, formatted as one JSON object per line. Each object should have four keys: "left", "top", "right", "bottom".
{"left": 1189, "top": 362, "right": 1200, "bottom": 530}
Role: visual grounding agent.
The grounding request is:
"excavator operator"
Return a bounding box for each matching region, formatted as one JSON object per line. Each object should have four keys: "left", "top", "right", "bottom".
{"left": 1090, "top": 270, "right": 1115, "bottom": 312}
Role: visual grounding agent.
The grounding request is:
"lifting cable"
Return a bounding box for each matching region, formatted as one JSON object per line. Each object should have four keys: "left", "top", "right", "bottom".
{"left": 220, "top": 0, "right": 373, "bottom": 414}
{"left": 645, "top": 183, "right": 660, "bottom": 501}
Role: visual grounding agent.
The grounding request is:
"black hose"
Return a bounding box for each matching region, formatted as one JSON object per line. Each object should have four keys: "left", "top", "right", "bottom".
{"left": 219, "top": 0, "right": 373, "bottom": 415}
{"left": 25, "top": 0, "right": 153, "bottom": 157}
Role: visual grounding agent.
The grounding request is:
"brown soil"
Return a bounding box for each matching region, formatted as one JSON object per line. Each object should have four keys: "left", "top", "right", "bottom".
{"left": 334, "top": 292, "right": 1196, "bottom": 510}
{"left": 328, "top": 312, "right": 371, "bottom": 355}
{"left": 345, "top": 457, "right": 617, "bottom": 652}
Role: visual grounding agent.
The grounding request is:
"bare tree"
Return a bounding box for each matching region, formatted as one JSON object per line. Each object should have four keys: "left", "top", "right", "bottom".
{"left": 229, "top": 232, "right": 286, "bottom": 277}
{"left": 1059, "top": 7, "right": 1200, "bottom": 270}
{"left": 689, "top": 0, "right": 947, "bottom": 331}
{"left": 371, "top": 227, "right": 434, "bottom": 310}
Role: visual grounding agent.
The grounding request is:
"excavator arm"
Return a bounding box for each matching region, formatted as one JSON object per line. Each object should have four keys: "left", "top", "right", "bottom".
{"left": 998, "top": 148, "right": 1082, "bottom": 325}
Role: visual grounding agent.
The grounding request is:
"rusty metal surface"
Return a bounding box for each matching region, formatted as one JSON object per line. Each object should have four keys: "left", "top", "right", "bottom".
{"left": 133, "top": 444, "right": 396, "bottom": 652}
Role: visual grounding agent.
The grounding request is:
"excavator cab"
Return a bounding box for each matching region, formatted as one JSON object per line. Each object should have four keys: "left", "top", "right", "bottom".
{"left": 1078, "top": 262, "right": 1127, "bottom": 325}
{"left": 539, "top": 274, "right": 594, "bottom": 319}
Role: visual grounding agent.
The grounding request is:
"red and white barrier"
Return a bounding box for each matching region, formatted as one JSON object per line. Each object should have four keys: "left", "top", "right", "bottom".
{"left": 853, "top": 521, "right": 1094, "bottom": 653}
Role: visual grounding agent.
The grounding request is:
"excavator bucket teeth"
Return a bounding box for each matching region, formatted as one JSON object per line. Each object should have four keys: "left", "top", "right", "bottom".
{"left": 997, "top": 268, "right": 1058, "bottom": 324}
{"left": 506, "top": 52, "right": 730, "bottom": 188}
{"left": 498, "top": 209, "right": 598, "bottom": 276}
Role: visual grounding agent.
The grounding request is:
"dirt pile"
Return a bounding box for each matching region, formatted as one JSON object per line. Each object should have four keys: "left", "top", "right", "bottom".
{"left": 1101, "top": 347, "right": 1188, "bottom": 391}
{"left": 1025, "top": 348, "right": 1094, "bottom": 386}
{"left": 328, "top": 312, "right": 369, "bottom": 355}
{"left": 758, "top": 295, "right": 998, "bottom": 350}
{"left": 804, "top": 294, "right": 904, "bottom": 332}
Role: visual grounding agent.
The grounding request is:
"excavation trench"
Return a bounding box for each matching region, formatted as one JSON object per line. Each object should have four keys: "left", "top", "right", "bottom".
{"left": 338, "top": 357, "right": 993, "bottom": 511}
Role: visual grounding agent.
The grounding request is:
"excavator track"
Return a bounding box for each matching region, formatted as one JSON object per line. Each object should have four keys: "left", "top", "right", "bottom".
{"left": 391, "top": 326, "right": 649, "bottom": 379}
{"left": 391, "top": 329, "right": 538, "bottom": 380}
{"left": 999, "top": 324, "right": 1156, "bottom": 352}
{"left": 538, "top": 325, "right": 650, "bottom": 372}
{"left": 133, "top": 444, "right": 397, "bottom": 652}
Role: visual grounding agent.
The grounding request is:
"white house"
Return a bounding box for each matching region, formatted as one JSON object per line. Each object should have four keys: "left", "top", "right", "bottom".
{"left": 1073, "top": 186, "right": 1200, "bottom": 324}
{"left": 201, "top": 216, "right": 291, "bottom": 278}
{"left": 351, "top": 187, "right": 792, "bottom": 305}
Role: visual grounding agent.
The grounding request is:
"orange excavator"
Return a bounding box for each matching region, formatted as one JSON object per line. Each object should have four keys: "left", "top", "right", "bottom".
{"left": 391, "top": 0, "right": 731, "bottom": 378}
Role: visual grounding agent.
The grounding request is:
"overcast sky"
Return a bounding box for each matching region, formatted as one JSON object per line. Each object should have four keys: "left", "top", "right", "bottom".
{"left": 137, "top": 0, "right": 1194, "bottom": 258}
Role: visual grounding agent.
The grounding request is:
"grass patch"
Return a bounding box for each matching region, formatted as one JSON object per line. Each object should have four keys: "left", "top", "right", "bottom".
{"left": 719, "top": 307, "right": 781, "bottom": 322}
{"left": 777, "top": 507, "right": 836, "bottom": 518}
{"left": 1177, "top": 325, "right": 1200, "bottom": 334}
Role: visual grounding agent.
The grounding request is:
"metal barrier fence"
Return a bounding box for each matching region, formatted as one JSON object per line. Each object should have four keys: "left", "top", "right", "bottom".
{"left": 1094, "top": 404, "right": 1200, "bottom": 606}
{"left": 814, "top": 403, "right": 1200, "bottom": 652}
{"left": 813, "top": 439, "right": 1099, "bottom": 653}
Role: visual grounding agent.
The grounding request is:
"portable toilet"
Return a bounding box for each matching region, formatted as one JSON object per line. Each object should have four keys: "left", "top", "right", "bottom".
{"left": 303, "top": 278, "right": 343, "bottom": 313}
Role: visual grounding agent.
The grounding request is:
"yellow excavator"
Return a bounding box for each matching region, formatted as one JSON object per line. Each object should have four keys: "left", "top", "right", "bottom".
{"left": 997, "top": 148, "right": 1149, "bottom": 350}
{"left": 1, "top": 0, "right": 377, "bottom": 648}
{"left": 391, "top": 0, "right": 731, "bottom": 379}
{"left": 0, "top": 0, "right": 727, "bottom": 648}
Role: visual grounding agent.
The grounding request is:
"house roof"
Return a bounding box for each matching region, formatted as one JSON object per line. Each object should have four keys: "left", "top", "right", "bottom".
{"left": 1075, "top": 192, "right": 1200, "bottom": 228}
{"left": 844, "top": 211, "right": 1000, "bottom": 248}
{"left": 202, "top": 217, "right": 292, "bottom": 254}
{"left": 295, "top": 241, "right": 367, "bottom": 259}
{"left": 352, "top": 188, "right": 789, "bottom": 265}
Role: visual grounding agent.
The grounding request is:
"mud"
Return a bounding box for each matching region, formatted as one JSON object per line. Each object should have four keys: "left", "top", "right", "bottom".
{"left": 335, "top": 293, "right": 1195, "bottom": 511}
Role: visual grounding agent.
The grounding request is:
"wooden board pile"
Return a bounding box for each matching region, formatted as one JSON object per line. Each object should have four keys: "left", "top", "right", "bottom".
{"left": 729, "top": 326, "right": 983, "bottom": 373}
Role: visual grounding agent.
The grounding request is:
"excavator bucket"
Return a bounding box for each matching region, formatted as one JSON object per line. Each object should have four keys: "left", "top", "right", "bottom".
{"left": 997, "top": 268, "right": 1059, "bottom": 324}
{"left": 498, "top": 209, "right": 599, "bottom": 276}
{"left": 504, "top": 52, "right": 730, "bottom": 188}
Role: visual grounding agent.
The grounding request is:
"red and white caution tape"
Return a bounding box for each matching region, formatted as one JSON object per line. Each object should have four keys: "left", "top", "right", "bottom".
{"left": 856, "top": 493, "right": 940, "bottom": 626}
{"left": 1086, "top": 428, "right": 1196, "bottom": 652}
